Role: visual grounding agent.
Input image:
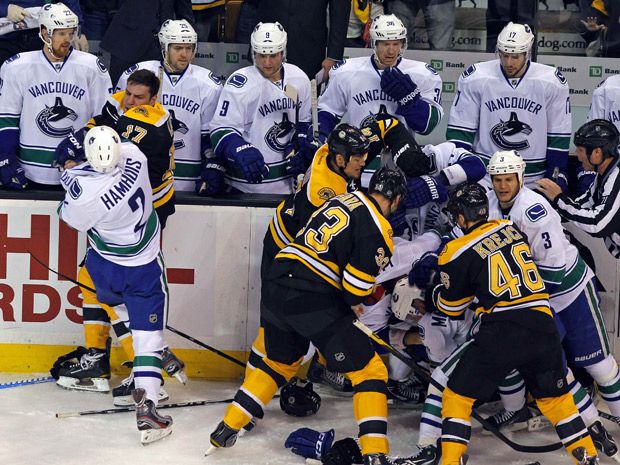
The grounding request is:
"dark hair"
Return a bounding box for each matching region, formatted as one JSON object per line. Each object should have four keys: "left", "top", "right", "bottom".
{"left": 126, "top": 69, "right": 160, "bottom": 99}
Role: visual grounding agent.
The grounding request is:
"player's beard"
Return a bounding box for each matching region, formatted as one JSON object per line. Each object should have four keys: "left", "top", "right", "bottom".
{"left": 52, "top": 43, "right": 71, "bottom": 59}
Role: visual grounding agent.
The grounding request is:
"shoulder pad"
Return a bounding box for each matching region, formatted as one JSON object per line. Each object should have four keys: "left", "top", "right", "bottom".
{"left": 425, "top": 63, "right": 438, "bottom": 75}
{"left": 227, "top": 73, "right": 247, "bottom": 88}
{"left": 525, "top": 203, "right": 548, "bottom": 222}
{"left": 4, "top": 53, "right": 20, "bottom": 64}
{"left": 96, "top": 58, "right": 108, "bottom": 74}
{"left": 331, "top": 59, "right": 346, "bottom": 70}
{"left": 462, "top": 64, "right": 476, "bottom": 78}
{"left": 208, "top": 71, "right": 221, "bottom": 85}
{"left": 554, "top": 68, "right": 567, "bottom": 85}
{"left": 124, "top": 64, "right": 139, "bottom": 76}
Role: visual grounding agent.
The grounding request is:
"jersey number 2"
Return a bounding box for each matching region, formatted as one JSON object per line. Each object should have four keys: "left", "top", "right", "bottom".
{"left": 129, "top": 188, "right": 148, "bottom": 233}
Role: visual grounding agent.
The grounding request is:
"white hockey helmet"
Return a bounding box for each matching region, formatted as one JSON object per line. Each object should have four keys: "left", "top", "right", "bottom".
{"left": 496, "top": 22, "right": 534, "bottom": 56}
{"left": 84, "top": 126, "right": 122, "bottom": 174}
{"left": 38, "top": 2, "right": 79, "bottom": 36}
{"left": 251, "top": 22, "right": 287, "bottom": 56}
{"left": 487, "top": 150, "right": 526, "bottom": 187}
{"left": 369, "top": 14, "right": 407, "bottom": 52}
{"left": 158, "top": 19, "right": 197, "bottom": 56}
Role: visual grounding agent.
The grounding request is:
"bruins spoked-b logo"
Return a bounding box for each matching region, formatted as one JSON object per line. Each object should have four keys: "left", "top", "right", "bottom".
{"left": 36, "top": 96, "right": 77, "bottom": 138}
{"left": 490, "top": 111, "right": 532, "bottom": 151}
{"left": 264, "top": 113, "right": 295, "bottom": 152}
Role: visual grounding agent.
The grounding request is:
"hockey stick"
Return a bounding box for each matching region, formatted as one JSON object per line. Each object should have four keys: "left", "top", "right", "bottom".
{"left": 56, "top": 397, "right": 236, "bottom": 418}
{"left": 599, "top": 411, "right": 620, "bottom": 426}
{"left": 310, "top": 79, "right": 319, "bottom": 141}
{"left": 0, "top": 376, "right": 55, "bottom": 389}
{"left": 165, "top": 325, "right": 246, "bottom": 368}
{"left": 352, "top": 319, "right": 564, "bottom": 453}
{"left": 29, "top": 252, "right": 248, "bottom": 370}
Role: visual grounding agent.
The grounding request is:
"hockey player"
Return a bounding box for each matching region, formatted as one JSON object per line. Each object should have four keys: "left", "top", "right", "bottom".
{"left": 115, "top": 19, "right": 223, "bottom": 193}
{"left": 315, "top": 14, "right": 443, "bottom": 162}
{"left": 208, "top": 22, "right": 311, "bottom": 194}
{"left": 208, "top": 167, "right": 407, "bottom": 465}
{"left": 432, "top": 183, "right": 599, "bottom": 465}
{"left": 588, "top": 74, "right": 620, "bottom": 134}
{"left": 446, "top": 22, "right": 571, "bottom": 190}
{"left": 0, "top": 2, "right": 111, "bottom": 189}
{"left": 58, "top": 126, "right": 173, "bottom": 445}
{"left": 537, "top": 119, "right": 620, "bottom": 259}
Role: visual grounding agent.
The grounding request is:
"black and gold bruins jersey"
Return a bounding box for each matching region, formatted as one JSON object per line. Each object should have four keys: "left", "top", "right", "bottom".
{"left": 87, "top": 91, "right": 175, "bottom": 213}
{"left": 271, "top": 190, "right": 394, "bottom": 306}
{"left": 263, "top": 144, "right": 352, "bottom": 269}
{"left": 435, "top": 219, "right": 552, "bottom": 322}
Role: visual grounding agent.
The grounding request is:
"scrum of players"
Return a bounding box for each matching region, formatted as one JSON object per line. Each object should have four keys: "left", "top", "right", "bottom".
{"left": 4, "top": 3, "right": 620, "bottom": 465}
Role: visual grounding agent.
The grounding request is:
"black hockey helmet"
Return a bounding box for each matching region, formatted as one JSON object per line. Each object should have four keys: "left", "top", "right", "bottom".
{"left": 327, "top": 123, "right": 370, "bottom": 161}
{"left": 368, "top": 166, "right": 407, "bottom": 200}
{"left": 446, "top": 182, "right": 489, "bottom": 225}
{"left": 574, "top": 119, "right": 619, "bottom": 159}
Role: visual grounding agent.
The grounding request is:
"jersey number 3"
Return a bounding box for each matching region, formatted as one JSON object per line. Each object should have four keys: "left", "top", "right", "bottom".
{"left": 304, "top": 206, "right": 349, "bottom": 253}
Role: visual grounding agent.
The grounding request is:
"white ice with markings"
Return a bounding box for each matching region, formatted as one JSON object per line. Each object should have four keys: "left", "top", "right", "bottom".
{"left": 0, "top": 373, "right": 616, "bottom": 465}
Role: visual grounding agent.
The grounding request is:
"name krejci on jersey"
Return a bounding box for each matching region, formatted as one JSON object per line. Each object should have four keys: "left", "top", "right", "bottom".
{"left": 258, "top": 97, "right": 297, "bottom": 118}
{"left": 160, "top": 93, "right": 199, "bottom": 115}
{"left": 352, "top": 89, "right": 395, "bottom": 106}
{"left": 100, "top": 158, "right": 142, "bottom": 211}
{"left": 28, "top": 81, "right": 86, "bottom": 100}
{"left": 484, "top": 97, "right": 542, "bottom": 115}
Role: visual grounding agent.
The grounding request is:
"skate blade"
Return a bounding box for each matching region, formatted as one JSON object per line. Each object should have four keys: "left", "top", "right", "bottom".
{"left": 172, "top": 370, "right": 188, "bottom": 385}
{"left": 57, "top": 376, "right": 110, "bottom": 392}
{"left": 140, "top": 426, "right": 173, "bottom": 445}
{"left": 611, "top": 451, "right": 620, "bottom": 464}
{"left": 527, "top": 414, "right": 552, "bottom": 432}
{"left": 205, "top": 445, "right": 219, "bottom": 456}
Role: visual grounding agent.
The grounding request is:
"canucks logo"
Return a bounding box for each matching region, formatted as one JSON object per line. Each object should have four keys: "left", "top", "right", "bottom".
{"left": 169, "top": 109, "right": 188, "bottom": 151}
{"left": 490, "top": 111, "right": 532, "bottom": 151}
{"left": 264, "top": 113, "right": 295, "bottom": 152}
{"left": 36, "top": 96, "right": 77, "bottom": 138}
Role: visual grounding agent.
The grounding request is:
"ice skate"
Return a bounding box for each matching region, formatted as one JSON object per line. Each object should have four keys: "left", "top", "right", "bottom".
{"left": 56, "top": 346, "right": 111, "bottom": 392}
{"left": 572, "top": 446, "right": 600, "bottom": 464}
{"left": 161, "top": 347, "right": 188, "bottom": 384}
{"left": 206, "top": 420, "right": 239, "bottom": 456}
{"left": 588, "top": 420, "right": 620, "bottom": 461}
{"left": 483, "top": 404, "right": 531, "bottom": 434}
{"left": 112, "top": 369, "right": 169, "bottom": 406}
{"left": 133, "top": 388, "right": 173, "bottom": 445}
{"left": 364, "top": 453, "right": 398, "bottom": 465}
{"left": 387, "top": 378, "right": 426, "bottom": 404}
{"left": 395, "top": 443, "right": 439, "bottom": 465}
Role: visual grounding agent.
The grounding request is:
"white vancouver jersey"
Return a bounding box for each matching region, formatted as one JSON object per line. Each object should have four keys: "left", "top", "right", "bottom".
{"left": 59, "top": 143, "right": 160, "bottom": 266}
{"left": 0, "top": 49, "right": 111, "bottom": 184}
{"left": 116, "top": 61, "right": 222, "bottom": 191}
{"left": 447, "top": 60, "right": 571, "bottom": 188}
{"left": 588, "top": 75, "right": 620, "bottom": 133}
{"left": 319, "top": 55, "right": 443, "bottom": 132}
{"left": 209, "top": 63, "right": 311, "bottom": 194}
{"left": 418, "top": 310, "right": 474, "bottom": 365}
{"left": 487, "top": 186, "right": 593, "bottom": 312}
{"left": 403, "top": 142, "right": 477, "bottom": 240}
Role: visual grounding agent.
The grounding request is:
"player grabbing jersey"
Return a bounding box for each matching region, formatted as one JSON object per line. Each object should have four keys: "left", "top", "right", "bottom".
{"left": 209, "top": 22, "right": 311, "bottom": 194}
{"left": 115, "top": 19, "right": 223, "bottom": 193}
{"left": 316, "top": 14, "right": 443, "bottom": 152}
{"left": 447, "top": 22, "right": 571, "bottom": 190}
{"left": 58, "top": 126, "right": 173, "bottom": 445}
{"left": 0, "top": 2, "right": 111, "bottom": 188}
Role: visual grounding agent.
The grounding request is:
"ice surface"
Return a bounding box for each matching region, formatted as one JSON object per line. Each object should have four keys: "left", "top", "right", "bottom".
{"left": 0, "top": 373, "right": 615, "bottom": 465}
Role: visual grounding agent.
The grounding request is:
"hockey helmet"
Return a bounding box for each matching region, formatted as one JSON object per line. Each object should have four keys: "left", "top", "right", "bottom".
{"left": 279, "top": 378, "right": 321, "bottom": 417}
{"left": 369, "top": 166, "right": 408, "bottom": 200}
{"left": 496, "top": 22, "right": 534, "bottom": 56}
{"left": 158, "top": 19, "right": 197, "bottom": 56}
{"left": 446, "top": 182, "right": 488, "bottom": 225}
{"left": 487, "top": 150, "right": 526, "bottom": 187}
{"left": 369, "top": 14, "right": 407, "bottom": 52}
{"left": 574, "top": 119, "right": 620, "bottom": 159}
{"left": 38, "top": 2, "right": 79, "bottom": 36}
{"left": 251, "top": 22, "right": 287, "bottom": 56}
{"left": 84, "top": 126, "right": 121, "bottom": 174}
{"left": 327, "top": 124, "right": 370, "bottom": 162}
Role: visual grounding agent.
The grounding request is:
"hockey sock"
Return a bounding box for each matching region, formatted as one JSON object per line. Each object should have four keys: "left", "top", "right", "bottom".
{"left": 498, "top": 369, "right": 526, "bottom": 412}
{"left": 441, "top": 387, "right": 474, "bottom": 465}
{"left": 567, "top": 368, "right": 599, "bottom": 426}
{"left": 244, "top": 327, "right": 266, "bottom": 378}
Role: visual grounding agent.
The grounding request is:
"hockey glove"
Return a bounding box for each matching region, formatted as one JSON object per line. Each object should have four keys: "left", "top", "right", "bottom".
{"left": 284, "top": 427, "right": 334, "bottom": 460}
{"left": 53, "top": 130, "right": 86, "bottom": 171}
{"left": 280, "top": 377, "right": 321, "bottom": 417}
{"left": 285, "top": 132, "right": 315, "bottom": 178}
{"left": 404, "top": 175, "right": 448, "bottom": 210}
{"left": 73, "top": 33, "right": 89, "bottom": 52}
{"left": 380, "top": 67, "right": 420, "bottom": 108}
{"left": 226, "top": 143, "right": 269, "bottom": 184}
{"left": 576, "top": 167, "right": 596, "bottom": 197}
{"left": 408, "top": 251, "right": 439, "bottom": 289}
{"left": 0, "top": 156, "right": 28, "bottom": 190}
{"left": 322, "top": 438, "right": 363, "bottom": 465}
{"left": 196, "top": 160, "right": 226, "bottom": 196}
{"left": 7, "top": 4, "right": 30, "bottom": 22}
